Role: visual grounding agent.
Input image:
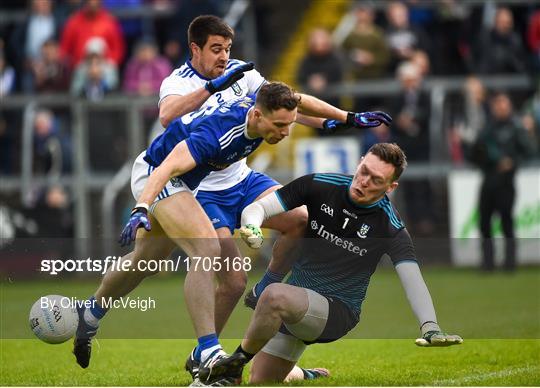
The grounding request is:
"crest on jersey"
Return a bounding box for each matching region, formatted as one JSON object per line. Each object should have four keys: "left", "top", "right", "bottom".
{"left": 232, "top": 82, "right": 242, "bottom": 96}
{"left": 357, "top": 223, "right": 370, "bottom": 239}
{"left": 170, "top": 177, "right": 183, "bottom": 188}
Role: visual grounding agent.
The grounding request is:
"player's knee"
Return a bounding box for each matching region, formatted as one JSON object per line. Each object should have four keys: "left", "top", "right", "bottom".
{"left": 185, "top": 236, "right": 221, "bottom": 259}
{"left": 260, "top": 283, "right": 289, "bottom": 312}
{"left": 217, "top": 271, "right": 247, "bottom": 298}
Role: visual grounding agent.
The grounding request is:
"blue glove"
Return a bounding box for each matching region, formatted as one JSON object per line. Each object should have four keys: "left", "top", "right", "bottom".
{"left": 347, "top": 111, "right": 392, "bottom": 128}
{"left": 320, "top": 119, "right": 348, "bottom": 135}
{"left": 119, "top": 206, "right": 151, "bottom": 247}
{"left": 205, "top": 62, "right": 255, "bottom": 94}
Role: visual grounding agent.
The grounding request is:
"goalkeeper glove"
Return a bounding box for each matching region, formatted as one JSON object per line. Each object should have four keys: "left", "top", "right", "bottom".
{"left": 415, "top": 330, "right": 463, "bottom": 346}
{"left": 239, "top": 224, "right": 264, "bottom": 249}
{"left": 346, "top": 111, "right": 392, "bottom": 128}
{"left": 205, "top": 62, "right": 255, "bottom": 94}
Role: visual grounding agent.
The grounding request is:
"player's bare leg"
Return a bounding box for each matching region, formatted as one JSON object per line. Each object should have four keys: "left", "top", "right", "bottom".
{"left": 184, "top": 227, "right": 247, "bottom": 380}
{"left": 249, "top": 352, "right": 329, "bottom": 383}
{"left": 152, "top": 192, "right": 221, "bottom": 338}
{"left": 243, "top": 284, "right": 309, "bottom": 353}
{"left": 74, "top": 192, "right": 222, "bottom": 369}
{"left": 250, "top": 352, "right": 295, "bottom": 383}
{"left": 214, "top": 227, "right": 247, "bottom": 334}
{"left": 95, "top": 221, "right": 175, "bottom": 301}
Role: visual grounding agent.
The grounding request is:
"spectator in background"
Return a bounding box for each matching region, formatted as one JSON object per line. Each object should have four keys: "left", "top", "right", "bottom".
{"left": 0, "top": 51, "right": 15, "bottom": 97}
{"left": 60, "top": 0, "right": 125, "bottom": 68}
{"left": 9, "top": 0, "right": 61, "bottom": 91}
{"left": 432, "top": 0, "right": 470, "bottom": 75}
{"left": 297, "top": 28, "right": 343, "bottom": 108}
{"left": 521, "top": 83, "right": 540, "bottom": 157}
{"left": 450, "top": 77, "right": 489, "bottom": 162}
{"left": 361, "top": 121, "right": 394, "bottom": 154}
{"left": 31, "top": 39, "right": 71, "bottom": 92}
{"left": 384, "top": 1, "right": 429, "bottom": 74}
{"left": 410, "top": 49, "right": 430, "bottom": 77}
{"left": 0, "top": 113, "right": 13, "bottom": 175}
{"left": 392, "top": 61, "right": 430, "bottom": 162}
{"left": 28, "top": 185, "right": 74, "bottom": 240}
{"left": 470, "top": 7, "right": 528, "bottom": 74}
{"left": 33, "top": 108, "right": 72, "bottom": 175}
{"left": 391, "top": 61, "right": 433, "bottom": 235}
{"left": 122, "top": 38, "right": 171, "bottom": 96}
{"left": 469, "top": 92, "right": 533, "bottom": 271}
{"left": 71, "top": 37, "right": 119, "bottom": 100}
{"left": 163, "top": 0, "right": 221, "bottom": 64}
{"left": 341, "top": 2, "right": 390, "bottom": 79}
{"left": 527, "top": 9, "right": 540, "bottom": 73}
{"left": 102, "top": 0, "right": 145, "bottom": 54}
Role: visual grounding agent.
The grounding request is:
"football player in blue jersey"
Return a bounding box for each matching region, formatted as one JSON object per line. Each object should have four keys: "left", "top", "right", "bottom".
{"left": 199, "top": 143, "right": 463, "bottom": 385}
{"left": 72, "top": 14, "right": 392, "bottom": 385}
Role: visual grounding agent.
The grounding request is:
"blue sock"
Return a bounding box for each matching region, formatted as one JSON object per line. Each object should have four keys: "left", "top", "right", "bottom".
{"left": 89, "top": 296, "right": 108, "bottom": 318}
{"left": 254, "top": 270, "right": 284, "bottom": 296}
{"left": 196, "top": 334, "right": 219, "bottom": 362}
{"left": 83, "top": 296, "right": 108, "bottom": 327}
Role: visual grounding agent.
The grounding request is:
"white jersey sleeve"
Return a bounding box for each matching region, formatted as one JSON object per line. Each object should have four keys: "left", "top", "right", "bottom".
{"left": 158, "top": 63, "right": 206, "bottom": 106}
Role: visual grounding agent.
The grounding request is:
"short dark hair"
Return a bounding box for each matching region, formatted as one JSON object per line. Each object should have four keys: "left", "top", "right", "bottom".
{"left": 367, "top": 143, "right": 407, "bottom": 181}
{"left": 255, "top": 82, "right": 299, "bottom": 113}
{"left": 188, "top": 15, "right": 234, "bottom": 52}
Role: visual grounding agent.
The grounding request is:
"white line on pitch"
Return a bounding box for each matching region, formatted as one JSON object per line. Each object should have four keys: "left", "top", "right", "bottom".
{"left": 432, "top": 365, "right": 538, "bottom": 386}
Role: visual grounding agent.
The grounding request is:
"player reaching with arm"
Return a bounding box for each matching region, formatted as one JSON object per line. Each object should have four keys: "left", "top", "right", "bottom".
{"left": 199, "top": 143, "right": 462, "bottom": 385}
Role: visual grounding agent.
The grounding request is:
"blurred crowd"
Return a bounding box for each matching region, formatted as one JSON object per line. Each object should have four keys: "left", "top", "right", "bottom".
{"left": 295, "top": 0, "right": 539, "bottom": 237}
{"left": 0, "top": 0, "right": 539, "bottom": 242}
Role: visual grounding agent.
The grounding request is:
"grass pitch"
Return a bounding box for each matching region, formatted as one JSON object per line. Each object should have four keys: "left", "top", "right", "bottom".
{"left": 1, "top": 267, "right": 539, "bottom": 386}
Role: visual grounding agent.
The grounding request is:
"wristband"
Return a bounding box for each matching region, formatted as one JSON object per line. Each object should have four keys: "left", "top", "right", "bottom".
{"left": 132, "top": 203, "right": 149, "bottom": 215}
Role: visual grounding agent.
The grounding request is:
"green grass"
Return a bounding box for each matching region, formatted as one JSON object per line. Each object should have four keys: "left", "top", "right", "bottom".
{"left": 1, "top": 267, "right": 539, "bottom": 386}
{"left": 1, "top": 339, "right": 539, "bottom": 386}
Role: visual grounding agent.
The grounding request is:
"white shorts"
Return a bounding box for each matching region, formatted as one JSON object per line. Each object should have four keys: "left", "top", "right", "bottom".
{"left": 261, "top": 289, "right": 329, "bottom": 362}
{"left": 131, "top": 151, "right": 195, "bottom": 212}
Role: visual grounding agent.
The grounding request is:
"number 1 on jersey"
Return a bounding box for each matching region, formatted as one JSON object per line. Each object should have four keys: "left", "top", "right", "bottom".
{"left": 342, "top": 217, "right": 349, "bottom": 229}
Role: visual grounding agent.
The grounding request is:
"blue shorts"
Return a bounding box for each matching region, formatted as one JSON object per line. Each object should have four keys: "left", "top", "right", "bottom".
{"left": 196, "top": 171, "right": 279, "bottom": 233}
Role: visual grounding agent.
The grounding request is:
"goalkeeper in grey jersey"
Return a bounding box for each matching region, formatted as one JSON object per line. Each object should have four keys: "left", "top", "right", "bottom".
{"left": 198, "top": 143, "right": 462, "bottom": 385}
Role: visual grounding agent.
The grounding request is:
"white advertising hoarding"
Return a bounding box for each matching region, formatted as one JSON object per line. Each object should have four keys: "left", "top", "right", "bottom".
{"left": 294, "top": 137, "right": 360, "bottom": 178}
{"left": 448, "top": 168, "right": 540, "bottom": 266}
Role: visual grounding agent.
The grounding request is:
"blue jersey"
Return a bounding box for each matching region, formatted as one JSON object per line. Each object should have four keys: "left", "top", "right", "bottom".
{"left": 143, "top": 96, "right": 263, "bottom": 190}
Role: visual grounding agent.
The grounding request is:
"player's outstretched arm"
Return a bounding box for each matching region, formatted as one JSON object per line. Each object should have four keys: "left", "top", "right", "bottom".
{"left": 295, "top": 94, "right": 392, "bottom": 134}
{"left": 119, "top": 141, "right": 197, "bottom": 246}
{"left": 394, "top": 261, "right": 463, "bottom": 347}
{"left": 239, "top": 192, "right": 286, "bottom": 249}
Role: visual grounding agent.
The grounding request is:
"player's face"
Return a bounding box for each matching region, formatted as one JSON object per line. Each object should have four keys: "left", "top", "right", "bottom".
{"left": 191, "top": 35, "right": 232, "bottom": 79}
{"left": 349, "top": 153, "right": 398, "bottom": 205}
{"left": 256, "top": 108, "right": 297, "bottom": 144}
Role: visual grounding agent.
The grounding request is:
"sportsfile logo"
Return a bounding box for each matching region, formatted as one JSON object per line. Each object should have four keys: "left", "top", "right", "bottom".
{"left": 310, "top": 220, "right": 367, "bottom": 256}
